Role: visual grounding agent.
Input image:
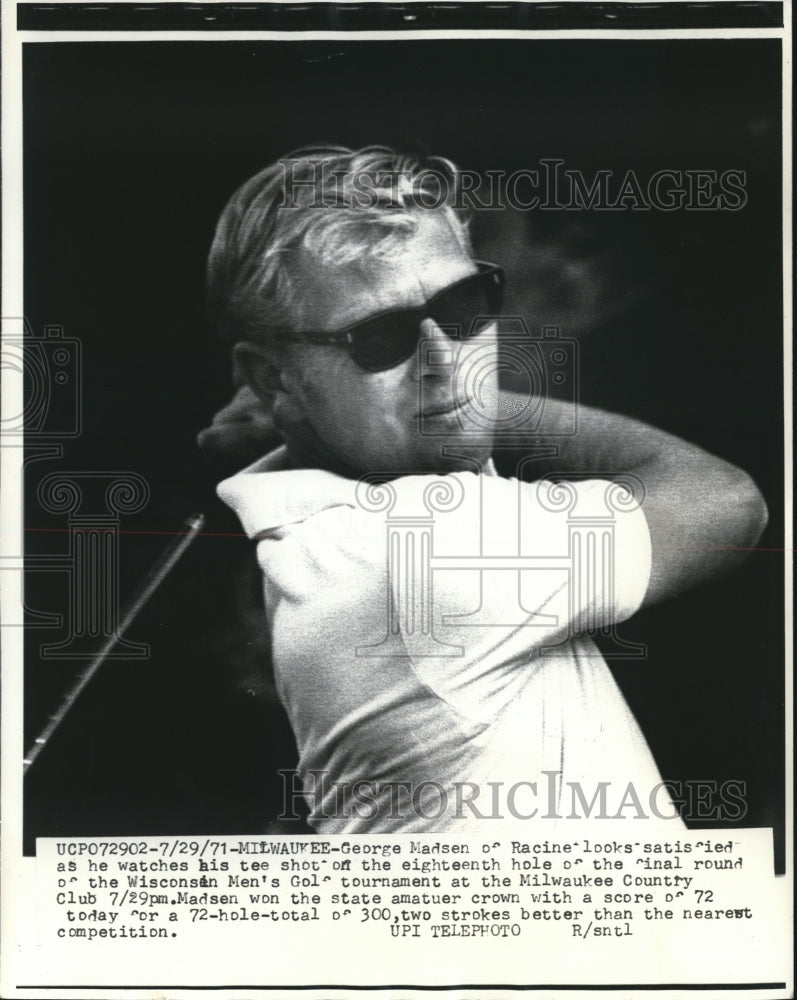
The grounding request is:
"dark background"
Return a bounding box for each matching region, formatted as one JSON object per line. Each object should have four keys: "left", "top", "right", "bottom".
{"left": 22, "top": 40, "right": 784, "bottom": 862}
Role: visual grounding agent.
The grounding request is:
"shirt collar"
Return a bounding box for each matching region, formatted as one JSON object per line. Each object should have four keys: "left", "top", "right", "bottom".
{"left": 217, "top": 446, "right": 357, "bottom": 538}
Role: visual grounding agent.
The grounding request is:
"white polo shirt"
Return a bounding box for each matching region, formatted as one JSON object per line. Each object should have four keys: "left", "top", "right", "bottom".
{"left": 219, "top": 449, "right": 683, "bottom": 832}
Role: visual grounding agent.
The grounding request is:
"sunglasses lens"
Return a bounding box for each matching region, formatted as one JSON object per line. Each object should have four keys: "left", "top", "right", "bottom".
{"left": 430, "top": 270, "right": 504, "bottom": 337}
{"left": 349, "top": 315, "right": 420, "bottom": 373}
{"left": 346, "top": 266, "right": 504, "bottom": 372}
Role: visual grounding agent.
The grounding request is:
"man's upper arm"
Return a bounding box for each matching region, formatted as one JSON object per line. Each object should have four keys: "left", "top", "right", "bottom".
{"left": 499, "top": 391, "right": 769, "bottom": 608}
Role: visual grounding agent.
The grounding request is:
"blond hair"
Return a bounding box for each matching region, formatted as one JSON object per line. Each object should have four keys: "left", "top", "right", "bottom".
{"left": 206, "top": 145, "right": 472, "bottom": 344}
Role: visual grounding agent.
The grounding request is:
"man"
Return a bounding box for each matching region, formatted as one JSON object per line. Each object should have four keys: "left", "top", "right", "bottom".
{"left": 206, "top": 145, "right": 767, "bottom": 832}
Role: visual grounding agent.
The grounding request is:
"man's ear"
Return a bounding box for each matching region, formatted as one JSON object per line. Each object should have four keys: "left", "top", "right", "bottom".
{"left": 233, "top": 341, "right": 283, "bottom": 403}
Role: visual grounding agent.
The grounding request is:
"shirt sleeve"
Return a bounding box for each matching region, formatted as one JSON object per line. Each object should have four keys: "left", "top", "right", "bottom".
{"left": 376, "top": 472, "right": 652, "bottom": 722}
{"left": 396, "top": 472, "right": 652, "bottom": 635}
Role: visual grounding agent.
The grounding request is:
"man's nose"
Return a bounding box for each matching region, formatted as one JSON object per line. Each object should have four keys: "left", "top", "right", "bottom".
{"left": 411, "top": 317, "right": 458, "bottom": 381}
{"left": 420, "top": 317, "right": 452, "bottom": 341}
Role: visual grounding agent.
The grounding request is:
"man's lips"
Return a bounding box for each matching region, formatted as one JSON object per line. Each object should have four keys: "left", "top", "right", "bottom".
{"left": 418, "top": 397, "right": 470, "bottom": 418}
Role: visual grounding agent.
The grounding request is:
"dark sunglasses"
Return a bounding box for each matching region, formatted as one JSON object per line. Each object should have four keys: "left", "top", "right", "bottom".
{"left": 276, "top": 261, "right": 505, "bottom": 373}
